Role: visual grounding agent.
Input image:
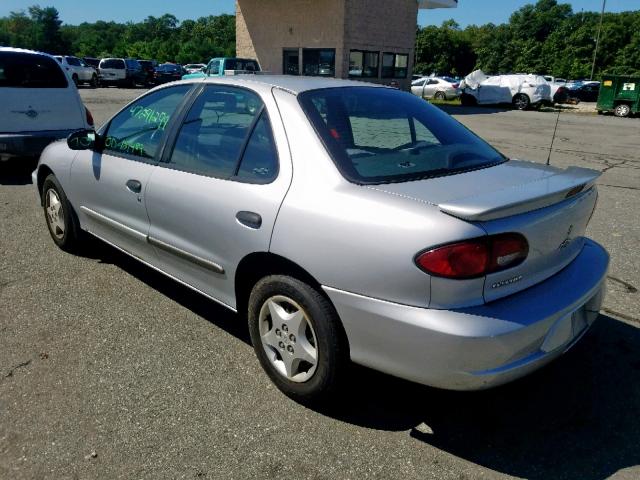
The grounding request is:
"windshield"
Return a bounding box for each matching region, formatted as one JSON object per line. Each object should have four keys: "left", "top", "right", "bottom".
{"left": 298, "top": 87, "right": 506, "bottom": 184}
{"left": 158, "top": 64, "right": 181, "bottom": 72}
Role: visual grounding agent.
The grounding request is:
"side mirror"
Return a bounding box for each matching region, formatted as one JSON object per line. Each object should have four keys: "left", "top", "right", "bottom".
{"left": 67, "top": 129, "right": 99, "bottom": 150}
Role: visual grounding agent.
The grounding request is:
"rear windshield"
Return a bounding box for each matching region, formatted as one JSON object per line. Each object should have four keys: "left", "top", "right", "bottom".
{"left": 224, "top": 59, "right": 259, "bottom": 72}
{"left": 101, "top": 59, "right": 125, "bottom": 69}
{"left": 158, "top": 64, "right": 181, "bottom": 72}
{"left": 0, "top": 52, "right": 68, "bottom": 88}
{"left": 299, "top": 87, "right": 505, "bottom": 184}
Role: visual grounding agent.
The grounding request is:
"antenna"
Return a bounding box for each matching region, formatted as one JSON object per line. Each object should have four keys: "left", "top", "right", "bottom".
{"left": 546, "top": 106, "right": 561, "bottom": 166}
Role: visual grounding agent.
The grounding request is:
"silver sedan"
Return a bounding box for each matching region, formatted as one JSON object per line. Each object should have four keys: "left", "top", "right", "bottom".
{"left": 34, "top": 76, "right": 608, "bottom": 403}
{"left": 411, "top": 76, "right": 461, "bottom": 100}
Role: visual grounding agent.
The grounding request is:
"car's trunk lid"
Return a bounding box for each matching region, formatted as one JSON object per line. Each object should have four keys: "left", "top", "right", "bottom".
{"left": 369, "top": 160, "right": 600, "bottom": 302}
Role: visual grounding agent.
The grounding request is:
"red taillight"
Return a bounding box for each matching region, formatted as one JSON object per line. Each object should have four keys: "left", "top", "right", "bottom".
{"left": 415, "top": 233, "right": 528, "bottom": 279}
{"left": 85, "top": 107, "right": 94, "bottom": 127}
{"left": 452, "top": 83, "right": 459, "bottom": 89}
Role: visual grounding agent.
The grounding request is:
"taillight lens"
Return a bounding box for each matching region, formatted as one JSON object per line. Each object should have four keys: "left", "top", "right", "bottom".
{"left": 415, "top": 233, "right": 528, "bottom": 279}
{"left": 452, "top": 83, "right": 459, "bottom": 89}
{"left": 85, "top": 107, "right": 94, "bottom": 126}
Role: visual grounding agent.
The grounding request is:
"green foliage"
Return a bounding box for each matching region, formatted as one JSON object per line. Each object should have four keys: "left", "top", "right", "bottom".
{"left": 0, "top": 7, "right": 235, "bottom": 63}
{"left": 416, "top": 0, "right": 640, "bottom": 79}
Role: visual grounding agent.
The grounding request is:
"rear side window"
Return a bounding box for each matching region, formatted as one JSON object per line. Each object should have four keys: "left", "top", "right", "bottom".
{"left": 299, "top": 87, "right": 505, "bottom": 184}
{"left": 168, "top": 85, "right": 276, "bottom": 182}
{"left": 103, "top": 85, "right": 191, "bottom": 161}
{"left": 0, "top": 52, "right": 68, "bottom": 88}
{"left": 125, "top": 59, "right": 140, "bottom": 69}
{"left": 101, "top": 59, "right": 125, "bottom": 69}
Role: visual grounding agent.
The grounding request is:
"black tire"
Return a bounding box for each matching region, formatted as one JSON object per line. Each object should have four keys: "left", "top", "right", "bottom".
{"left": 72, "top": 74, "right": 79, "bottom": 87}
{"left": 460, "top": 93, "right": 477, "bottom": 106}
{"left": 512, "top": 93, "right": 530, "bottom": 110}
{"left": 614, "top": 103, "right": 631, "bottom": 118}
{"left": 434, "top": 91, "right": 446, "bottom": 101}
{"left": 248, "top": 275, "right": 349, "bottom": 404}
{"left": 42, "top": 174, "right": 82, "bottom": 253}
{"left": 90, "top": 74, "right": 98, "bottom": 88}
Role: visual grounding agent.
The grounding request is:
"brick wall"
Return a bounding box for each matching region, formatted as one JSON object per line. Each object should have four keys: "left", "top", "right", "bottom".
{"left": 236, "top": 0, "right": 418, "bottom": 88}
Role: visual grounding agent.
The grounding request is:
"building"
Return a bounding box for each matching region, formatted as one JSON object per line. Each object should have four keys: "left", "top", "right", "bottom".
{"left": 236, "top": 0, "right": 457, "bottom": 90}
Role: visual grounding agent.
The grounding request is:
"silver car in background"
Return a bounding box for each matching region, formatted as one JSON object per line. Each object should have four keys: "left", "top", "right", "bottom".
{"left": 33, "top": 76, "right": 608, "bottom": 403}
{"left": 411, "top": 76, "right": 461, "bottom": 100}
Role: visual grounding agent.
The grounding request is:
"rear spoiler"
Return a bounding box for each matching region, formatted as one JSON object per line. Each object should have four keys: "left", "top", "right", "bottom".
{"left": 439, "top": 166, "right": 600, "bottom": 221}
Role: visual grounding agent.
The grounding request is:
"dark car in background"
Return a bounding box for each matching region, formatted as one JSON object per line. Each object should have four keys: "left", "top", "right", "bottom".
{"left": 154, "top": 63, "right": 185, "bottom": 85}
{"left": 138, "top": 59, "right": 157, "bottom": 87}
{"left": 569, "top": 82, "right": 600, "bottom": 102}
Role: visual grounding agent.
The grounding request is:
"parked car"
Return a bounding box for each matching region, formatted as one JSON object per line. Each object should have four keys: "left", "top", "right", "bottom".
{"left": 33, "top": 76, "right": 608, "bottom": 403}
{"left": 0, "top": 47, "right": 93, "bottom": 163}
{"left": 183, "top": 63, "right": 206, "bottom": 74}
{"left": 569, "top": 82, "right": 601, "bottom": 103}
{"left": 154, "top": 63, "right": 185, "bottom": 84}
{"left": 54, "top": 55, "right": 98, "bottom": 87}
{"left": 182, "top": 57, "right": 260, "bottom": 79}
{"left": 98, "top": 58, "right": 145, "bottom": 88}
{"left": 82, "top": 57, "right": 100, "bottom": 69}
{"left": 460, "top": 70, "right": 552, "bottom": 110}
{"left": 137, "top": 60, "right": 157, "bottom": 86}
{"left": 411, "top": 76, "right": 461, "bottom": 100}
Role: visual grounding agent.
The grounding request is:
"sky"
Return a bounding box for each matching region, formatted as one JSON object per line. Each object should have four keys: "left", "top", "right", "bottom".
{"left": 0, "top": 0, "right": 634, "bottom": 26}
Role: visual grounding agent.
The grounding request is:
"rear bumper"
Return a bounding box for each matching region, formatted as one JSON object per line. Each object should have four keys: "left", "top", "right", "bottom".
{"left": 323, "top": 239, "right": 608, "bottom": 390}
{"left": 0, "top": 130, "right": 76, "bottom": 160}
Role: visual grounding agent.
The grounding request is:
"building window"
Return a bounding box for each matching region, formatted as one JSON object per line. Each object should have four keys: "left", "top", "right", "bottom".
{"left": 349, "top": 50, "right": 379, "bottom": 78}
{"left": 302, "top": 48, "right": 335, "bottom": 77}
{"left": 283, "top": 49, "right": 300, "bottom": 75}
{"left": 381, "top": 53, "right": 408, "bottom": 79}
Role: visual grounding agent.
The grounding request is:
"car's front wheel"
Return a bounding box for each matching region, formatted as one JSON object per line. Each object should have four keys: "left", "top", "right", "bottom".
{"left": 248, "top": 275, "right": 348, "bottom": 404}
{"left": 42, "top": 174, "right": 82, "bottom": 252}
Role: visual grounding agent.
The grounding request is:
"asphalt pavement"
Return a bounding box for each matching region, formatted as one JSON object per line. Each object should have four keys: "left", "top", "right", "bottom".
{"left": 1, "top": 87, "right": 639, "bottom": 479}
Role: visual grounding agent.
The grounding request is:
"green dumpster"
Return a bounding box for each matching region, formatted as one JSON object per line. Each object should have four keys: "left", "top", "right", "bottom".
{"left": 597, "top": 74, "right": 640, "bottom": 118}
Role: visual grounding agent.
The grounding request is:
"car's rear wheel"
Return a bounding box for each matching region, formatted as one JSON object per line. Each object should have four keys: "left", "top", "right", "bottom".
{"left": 42, "top": 174, "right": 82, "bottom": 252}
{"left": 512, "top": 93, "right": 530, "bottom": 110}
{"left": 614, "top": 103, "right": 631, "bottom": 118}
{"left": 248, "top": 275, "right": 348, "bottom": 404}
{"left": 72, "top": 74, "right": 79, "bottom": 87}
{"left": 434, "top": 91, "right": 446, "bottom": 100}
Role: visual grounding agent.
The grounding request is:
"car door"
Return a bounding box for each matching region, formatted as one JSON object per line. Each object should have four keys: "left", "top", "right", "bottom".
{"left": 411, "top": 79, "right": 426, "bottom": 97}
{"left": 206, "top": 59, "right": 222, "bottom": 77}
{"left": 144, "top": 84, "right": 292, "bottom": 309}
{"left": 69, "top": 84, "right": 193, "bottom": 263}
{"left": 424, "top": 79, "right": 439, "bottom": 98}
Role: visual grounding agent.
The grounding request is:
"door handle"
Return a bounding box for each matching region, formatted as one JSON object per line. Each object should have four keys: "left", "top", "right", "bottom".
{"left": 126, "top": 179, "right": 142, "bottom": 194}
{"left": 236, "top": 211, "right": 262, "bottom": 229}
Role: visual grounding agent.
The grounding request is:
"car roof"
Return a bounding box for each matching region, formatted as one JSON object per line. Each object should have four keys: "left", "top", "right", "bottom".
{"left": 198, "top": 75, "right": 388, "bottom": 95}
{"left": 0, "top": 47, "right": 56, "bottom": 58}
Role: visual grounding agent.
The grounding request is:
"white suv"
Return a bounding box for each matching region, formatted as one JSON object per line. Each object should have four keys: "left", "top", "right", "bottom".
{"left": 0, "top": 48, "right": 93, "bottom": 162}
{"left": 54, "top": 55, "right": 98, "bottom": 87}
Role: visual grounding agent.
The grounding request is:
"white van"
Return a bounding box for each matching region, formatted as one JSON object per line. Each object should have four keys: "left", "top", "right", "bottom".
{"left": 0, "top": 48, "right": 93, "bottom": 162}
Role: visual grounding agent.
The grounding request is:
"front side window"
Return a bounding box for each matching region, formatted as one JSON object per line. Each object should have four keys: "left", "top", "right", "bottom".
{"left": 103, "top": 85, "right": 191, "bottom": 160}
{"left": 349, "top": 50, "right": 379, "bottom": 78}
{"left": 302, "top": 49, "right": 335, "bottom": 77}
{"left": 382, "top": 53, "right": 408, "bottom": 79}
{"left": 0, "top": 52, "right": 68, "bottom": 88}
{"left": 207, "top": 60, "right": 221, "bottom": 75}
{"left": 67, "top": 56, "right": 81, "bottom": 67}
{"left": 168, "top": 86, "right": 276, "bottom": 181}
{"left": 299, "top": 87, "right": 505, "bottom": 184}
